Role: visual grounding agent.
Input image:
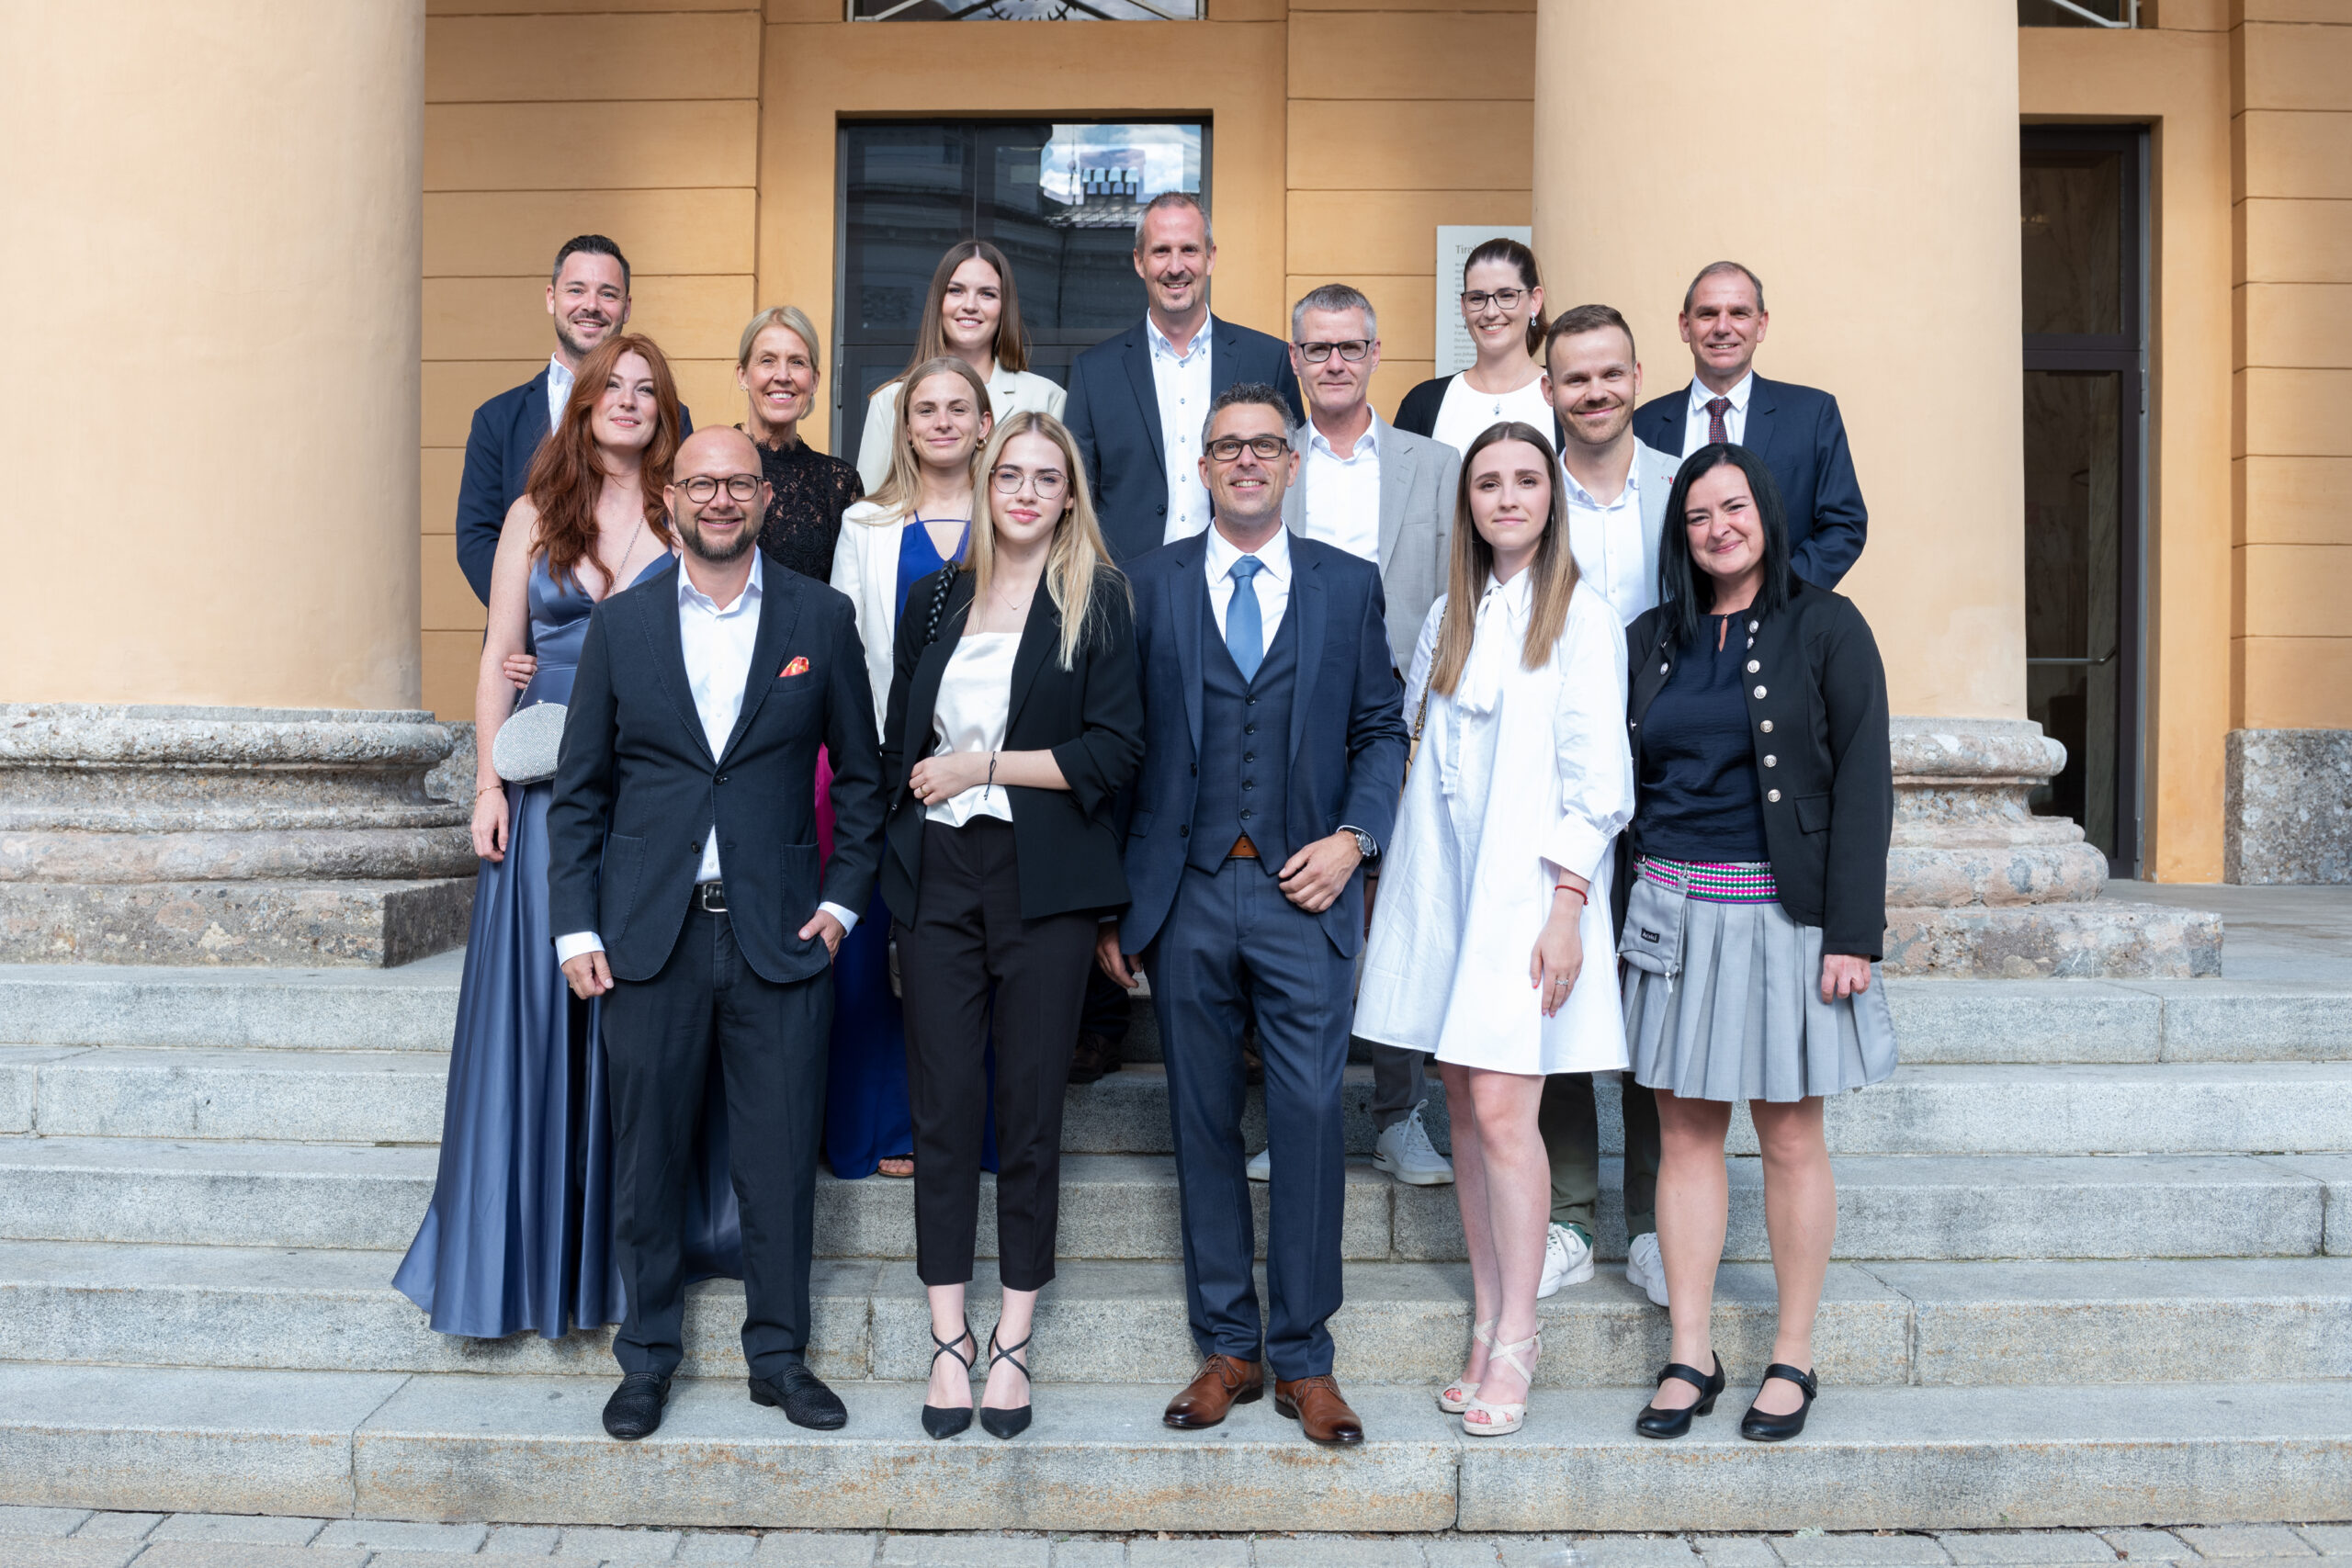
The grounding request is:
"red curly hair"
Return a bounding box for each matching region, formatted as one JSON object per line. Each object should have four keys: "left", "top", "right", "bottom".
{"left": 526, "top": 333, "right": 681, "bottom": 592}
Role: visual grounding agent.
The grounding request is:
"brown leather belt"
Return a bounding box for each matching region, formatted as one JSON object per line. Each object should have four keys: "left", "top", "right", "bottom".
{"left": 1227, "top": 835, "right": 1260, "bottom": 861}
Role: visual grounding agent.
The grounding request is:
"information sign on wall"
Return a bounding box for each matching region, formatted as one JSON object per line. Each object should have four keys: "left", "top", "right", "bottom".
{"left": 1436, "top": 225, "right": 1533, "bottom": 378}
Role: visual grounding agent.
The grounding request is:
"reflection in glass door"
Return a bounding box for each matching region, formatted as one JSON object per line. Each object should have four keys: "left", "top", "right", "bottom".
{"left": 2020, "top": 126, "right": 2146, "bottom": 874}
{"left": 833, "top": 120, "right": 1207, "bottom": 438}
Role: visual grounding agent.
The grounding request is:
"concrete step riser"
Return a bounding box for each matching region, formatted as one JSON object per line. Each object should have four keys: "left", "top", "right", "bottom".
{"left": 12, "top": 1051, "right": 2352, "bottom": 1160}
{"left": 6, "top": 1248, "right": 2347, "bottom": 1389}
{"left": 3, "top": 1145, "right": 2342, "bottom": 1261}
{"left": 0, "top": 1366, "right": 2343, "bottom": 1533}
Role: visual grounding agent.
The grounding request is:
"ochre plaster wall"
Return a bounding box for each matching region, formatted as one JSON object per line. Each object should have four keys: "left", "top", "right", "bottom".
{"left": 2232, "top": 3, "right": 2352, "bottom": 731}
{"left": 1, "top": 2, "right": 425, "bottom": 709}
{"left": 1535, "top": 1, "right": 2027, "bottom": 728}
{"left": 419, "top": 0, "right": 764, "bottom": 719}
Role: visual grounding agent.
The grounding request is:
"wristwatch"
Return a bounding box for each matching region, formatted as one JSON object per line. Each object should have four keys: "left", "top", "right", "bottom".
{"left": 1346, "top": 828, "right": 1378, "bottom": 862}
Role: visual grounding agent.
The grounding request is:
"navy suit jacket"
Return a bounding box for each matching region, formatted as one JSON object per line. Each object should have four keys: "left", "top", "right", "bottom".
{"left": 1063, "top": 315, "right": 1305, "bottom": 565}
{"left": 1633, "top": 373, "right": 1866, "bottom": 590}
{"left": 1116, "top": 531, "right": 1407, "bottom": 961}
{"left": 545, "top": 561, "right": 884, "bottom": 987}
{"left": 454, "top": 367, "right": 692, "bottom": 604}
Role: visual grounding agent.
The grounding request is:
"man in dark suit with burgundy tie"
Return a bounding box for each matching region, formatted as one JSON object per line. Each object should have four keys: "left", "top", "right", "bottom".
{"left": 1631, "top": 260, "right": 1868, "bottom": 587}
{"left": 548, "top": 426, "right": 884, "bottom": 1442}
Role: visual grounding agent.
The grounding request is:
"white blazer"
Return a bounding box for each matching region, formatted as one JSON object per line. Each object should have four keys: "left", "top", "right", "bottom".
{"left": 830, "top": 500, "right": 914, "bottom": 733}
{"left": 854, "top": 364, "right": 1068, "bottom": 492}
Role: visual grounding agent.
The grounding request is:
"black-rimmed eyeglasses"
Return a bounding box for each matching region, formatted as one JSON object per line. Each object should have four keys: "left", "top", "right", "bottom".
{"left": 1461, "top": 288, "right": 1528, "bottom": 312}
{"left": 1295, "top": 339, "right": 1371, "bottom": 363}
{"left": 680, "top": 475, "right": 761, "bottom": 503}
{"left": 1205, "top": 435, "right": 1291, "bottom": 462}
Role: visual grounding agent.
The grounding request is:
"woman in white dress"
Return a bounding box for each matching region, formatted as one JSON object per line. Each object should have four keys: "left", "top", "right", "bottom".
{"left": 1390, "top": 238, "right": 1554, "bottom": 457}
{"left": 1356, "top": 419, "right": 1634, "bottom": 1438}
{"left": 854, "top": 241, "right": 1066, "bottom": 492}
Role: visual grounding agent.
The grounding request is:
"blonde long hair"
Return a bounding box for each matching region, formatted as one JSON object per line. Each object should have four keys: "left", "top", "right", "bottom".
{"left": 967, "top": 411, "right": 1127, "bottom": 671}
{"left": 861, "top": 355, "right": 993, "bottom": 521}
{"left": 1429, "top": 421, "right": 1579, "bottom": 696}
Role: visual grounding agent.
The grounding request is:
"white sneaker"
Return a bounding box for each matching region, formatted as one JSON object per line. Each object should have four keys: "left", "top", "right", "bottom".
{"left": 1625, "top": 1230, "right": 1669, "bottom": 1306}
{"left": 1372, "top": 1101, "right": 1455, "bottom": 1186}
{"left": 1537, "top": 1222, "right": 1594, "bottom": 1298}
{"left": 1246, "top": 1145, "right": 1271, "bottom": 1182}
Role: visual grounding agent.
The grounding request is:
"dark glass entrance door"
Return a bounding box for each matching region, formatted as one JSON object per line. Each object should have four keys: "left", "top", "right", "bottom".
{"left": 2020, "top": 125, "right": 2147, "bottom": 875}
{"left": 834, "top": 119, "right": 1207, "bottom": 437}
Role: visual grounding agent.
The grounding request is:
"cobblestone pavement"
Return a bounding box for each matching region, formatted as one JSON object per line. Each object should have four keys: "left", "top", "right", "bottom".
{"left": 0, "top": 1515, "right": 2345, "bottom": 1568}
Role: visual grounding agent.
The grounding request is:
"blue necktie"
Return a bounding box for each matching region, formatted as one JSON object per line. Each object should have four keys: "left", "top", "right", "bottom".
{"left": 1226, "top": 556, "right": 1265, "bottom": 682}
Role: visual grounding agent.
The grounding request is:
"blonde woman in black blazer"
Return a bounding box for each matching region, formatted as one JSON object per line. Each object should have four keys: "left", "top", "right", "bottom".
{"left": 880, "top": 410, "right": 1144, "bottom": 1442}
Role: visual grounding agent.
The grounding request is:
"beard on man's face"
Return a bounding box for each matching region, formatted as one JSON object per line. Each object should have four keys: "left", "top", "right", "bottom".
{"left": 678, "top": 509, "right": 756, "bottom": 564}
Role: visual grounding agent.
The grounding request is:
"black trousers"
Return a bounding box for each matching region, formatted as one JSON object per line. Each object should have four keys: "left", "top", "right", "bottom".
{"left": 898, "top": 818, "right": 1097, "bottom": 1292}
{"left": 1539, "top": 1070, "right": 1662, "bottom": 1242}
{"left": 601, "top": 902, "right": 830, "bottom": 1382}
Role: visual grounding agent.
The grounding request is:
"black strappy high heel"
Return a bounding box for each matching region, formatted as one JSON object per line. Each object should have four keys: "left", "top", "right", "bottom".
{"left": 921, "top": 1318, "right": 977, "bottom": 1439}
{"left": 1739, "top": 1362, "right": 1818, "bottom": 1442}
{"left": 1634, "top": 1353, "right": 1724, "bottom": 1439}
{"left": 979, "top": 1326, "right": 1034, "bottom": 1439}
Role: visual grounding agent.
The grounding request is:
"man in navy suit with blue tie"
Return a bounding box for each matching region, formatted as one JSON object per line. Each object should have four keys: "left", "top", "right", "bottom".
{"left": 1631, "top": 260, "right": 1868, "bottom": 587}
{"left": 1096, "top": 383, "right": 1406, "bottom": 1446}
{"left": 453, "top": 235, "right": 691, "bottom": 604}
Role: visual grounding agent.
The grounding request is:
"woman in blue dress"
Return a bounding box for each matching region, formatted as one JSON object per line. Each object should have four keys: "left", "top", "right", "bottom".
{"left": 828, "top": 355, "right": 1001, "bottom": 1180}
{"left": 397, "top": 333, "right": 741, "bottom": 1337}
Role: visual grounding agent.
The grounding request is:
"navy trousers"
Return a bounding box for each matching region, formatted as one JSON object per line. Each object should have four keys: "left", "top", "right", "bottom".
{"left": 1149, "top": 857, "right": 1354, "bottom": 1380}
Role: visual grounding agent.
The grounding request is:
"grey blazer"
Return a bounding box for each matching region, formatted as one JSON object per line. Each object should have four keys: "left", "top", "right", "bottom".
{"left": 1282, "top": 412, "right": 1461, "bottom": 669}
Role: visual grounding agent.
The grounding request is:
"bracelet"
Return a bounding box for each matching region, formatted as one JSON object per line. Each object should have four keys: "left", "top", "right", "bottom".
{"left": 982, "top": 750, "right": 998, "bottom": 800}
{"left": 476, "top": 784, "right": 503, "bottom": 798}
{"left": 1553, "top": 883, "right": 1586, "bottom": 903}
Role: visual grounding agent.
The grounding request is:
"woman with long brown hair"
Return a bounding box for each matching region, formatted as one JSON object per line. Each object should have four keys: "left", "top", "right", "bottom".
{"left": 1355, "top": 420, "right": 1634, "bottom": 1438}
{"left": 398, "top": 333, "right": 741, "bottom": 1340}
{"left": 854, "top": 241, "right": 1065, "bottom": 491}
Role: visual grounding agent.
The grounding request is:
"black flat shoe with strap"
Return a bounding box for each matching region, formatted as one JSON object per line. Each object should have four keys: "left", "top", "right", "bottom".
{"left": 979, "top": 1326, "right": 1034, "bottom": 1439}
{"left": 1739, "top": 1363, "right": 1817, "bottom": 1442}
{"left": 1634, "top": 1353, "right": 1724, "bottom": 1439}
{"left": 921, "top": 1318, "right": 977, "bottom": 1439}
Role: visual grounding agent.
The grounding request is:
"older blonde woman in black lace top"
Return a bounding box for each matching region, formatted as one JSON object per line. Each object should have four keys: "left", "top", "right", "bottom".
{"left": 737, "top": 304, "right": 864, "bottom": 581}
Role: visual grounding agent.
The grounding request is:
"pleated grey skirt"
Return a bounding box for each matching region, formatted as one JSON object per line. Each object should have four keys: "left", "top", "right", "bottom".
{"left": 1623, "top": 889, "right": 1898, "bottom": 1104}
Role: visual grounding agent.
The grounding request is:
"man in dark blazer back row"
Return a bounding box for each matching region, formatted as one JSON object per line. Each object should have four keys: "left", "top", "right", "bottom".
{"left": 1630, "top": 259, "right": 1867, "bottom": 591}
{"left": 453, "top": 234, "right": 693, "bottom": 610}
{"left": 1057, "top": 191, "right": 1305, "bottom": 1086}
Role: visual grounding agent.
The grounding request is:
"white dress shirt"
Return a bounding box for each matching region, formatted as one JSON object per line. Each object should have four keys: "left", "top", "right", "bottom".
{"left": 1203, "top": 522, "right": 1293, "bottom": 649}
{"left": 1430, "top": 372, "right": 1554, "bottom": 459}
{"left": 1299, "top": 417, "right": 1383, "bottom": 565}
{"left": 1149, "top": 315, "right": 1215, "bottom": 546}
{"left": 923, "top": 632, "right": 1019, "bottom": 828}
{"left": 1679, "top": 371, "right": 1754, "bottom": 456}
{"left": 553, "top": 552, "right": 858, "bottom": 964}
{"left": 1562, "top": 451, "right": 1653, "bottom": 626}
{"left": 546, "top": 355, "right": 575, "bottom": 431}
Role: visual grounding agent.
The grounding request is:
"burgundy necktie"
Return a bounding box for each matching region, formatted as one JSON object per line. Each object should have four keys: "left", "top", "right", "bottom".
{"left": 1706, "top": 396, "right": 1732, "bottom": 446}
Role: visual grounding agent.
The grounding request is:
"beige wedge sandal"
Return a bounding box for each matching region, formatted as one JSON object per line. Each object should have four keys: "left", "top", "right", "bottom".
{"left": 1437, "top": 1318, "right": 1495, "bottom": 1415}
{"left": 1461, "top": 1329, "right": 1541, "bottom": 1437}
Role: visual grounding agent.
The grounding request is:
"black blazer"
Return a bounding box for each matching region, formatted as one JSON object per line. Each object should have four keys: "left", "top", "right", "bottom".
{"left": 547, "top": 561, "right": 885, "bottom": 986}
{"left": 1621, "top": 579, "right": 1893, "bottom": 959}
{"left": 1062, "top": 315, "right": 1305, "bottom": 565}
{"left": 1631, "top": 375, "right": 1864, "bottom": 590}
{"left": 1389, "top": 375, "right": 1451, "bottom": 440}
{"left": 455, "top": 368, "right": 692, "bottom": 604}
{"left": 879, "top": 566, "right": 1145, "bottom": 921}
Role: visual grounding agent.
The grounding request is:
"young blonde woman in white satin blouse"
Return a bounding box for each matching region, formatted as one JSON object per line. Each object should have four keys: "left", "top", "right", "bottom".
{"left": 1355, "top": 419, "right": 1634, "bottom": 1439}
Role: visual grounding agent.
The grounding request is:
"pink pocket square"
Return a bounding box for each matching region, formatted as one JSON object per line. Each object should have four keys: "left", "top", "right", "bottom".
{"left": 779, "top": 656, "right": 810, "bottom": 679}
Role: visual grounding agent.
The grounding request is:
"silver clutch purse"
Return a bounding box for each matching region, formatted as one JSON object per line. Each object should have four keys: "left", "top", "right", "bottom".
{"left": 491, "top": 701, "right": 566, "bottom": 785}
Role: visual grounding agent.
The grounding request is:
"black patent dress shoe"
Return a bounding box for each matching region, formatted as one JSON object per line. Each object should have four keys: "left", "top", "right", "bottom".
{"left": 602, "top": 1371, "right": 673, "bottom": 1441}
{"left": 1067, "top": 1032, "right": 1122, "bottom": 1086}
{"left": 750, "top": 1362, "right": 849, "bottom": 1430}
{"left": 1739, "top": 1363, "right": 1818, "bottom": 1442}
{"left": 1634, "top": 1354, "right": 1724, "bottom": 1439}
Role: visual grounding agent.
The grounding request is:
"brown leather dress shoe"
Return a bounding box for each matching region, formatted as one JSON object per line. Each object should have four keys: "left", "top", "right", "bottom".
{"left": 1275, "top": 1373, "right": 1365, "bottom": 1446}
{"left": 1163, "top": 1353, "right": 1262, "bottom": 1429}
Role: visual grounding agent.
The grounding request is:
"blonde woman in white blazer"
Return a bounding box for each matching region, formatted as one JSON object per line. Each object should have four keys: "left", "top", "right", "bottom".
{"left": 824, "top": 354, "right": 996, "bottom": 1184}
{"left": 1356, "top": 420, "right": 1634, "bottom": 1441}
{"left": 854, "top": 241, "right": 1066, "bottom": 493}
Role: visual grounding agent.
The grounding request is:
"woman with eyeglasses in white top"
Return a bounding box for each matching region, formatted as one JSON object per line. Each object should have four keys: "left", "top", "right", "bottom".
{"left": 1393, "top": 238, "right": 1554, "bottom": 458}
{"left": 880, "top": 411, "right": 1143, "bottom": 1442}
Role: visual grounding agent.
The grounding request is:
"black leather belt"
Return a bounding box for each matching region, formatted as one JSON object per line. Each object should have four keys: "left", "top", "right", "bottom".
{"left": 695, "top": 880, "right": 728, "bottom": 913}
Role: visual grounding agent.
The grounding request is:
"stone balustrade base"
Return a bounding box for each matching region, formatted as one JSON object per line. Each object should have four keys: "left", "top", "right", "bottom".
{"left": 1884, "top": 898, "right": 2223, "bottom": 979}
{"left": 0, "top": 877, "right": 474, "bottom": 968}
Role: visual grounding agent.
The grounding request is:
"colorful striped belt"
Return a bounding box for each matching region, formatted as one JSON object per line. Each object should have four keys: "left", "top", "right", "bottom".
{"left": 1639, "top": 856, "right": 1779, "bottom": 903}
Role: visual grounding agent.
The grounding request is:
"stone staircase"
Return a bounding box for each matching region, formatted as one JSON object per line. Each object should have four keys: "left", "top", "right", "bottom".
{"left": 0, "top": 958, "right": 2346, "bottom": 1534}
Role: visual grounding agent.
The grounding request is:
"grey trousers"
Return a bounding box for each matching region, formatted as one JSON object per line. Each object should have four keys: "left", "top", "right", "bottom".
{"left": 1365, "top": 1039, "right": 1426, "bottom": 1132}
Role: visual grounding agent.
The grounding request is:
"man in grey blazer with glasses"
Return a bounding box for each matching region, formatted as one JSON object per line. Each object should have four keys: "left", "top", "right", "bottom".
{"left": 1274, "top": 281, "right": 1461, "bottom": 1190}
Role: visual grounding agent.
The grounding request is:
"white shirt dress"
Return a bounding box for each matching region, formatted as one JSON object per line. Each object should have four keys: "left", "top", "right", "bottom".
{"left": 1355, "top": 573, "right": 1635, "bottom": 1076}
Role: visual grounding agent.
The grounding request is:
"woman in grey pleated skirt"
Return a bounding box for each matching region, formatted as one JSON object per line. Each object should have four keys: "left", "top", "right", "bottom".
{"left": 1614, "top": 444, "right": 1896, "bottom": 1445}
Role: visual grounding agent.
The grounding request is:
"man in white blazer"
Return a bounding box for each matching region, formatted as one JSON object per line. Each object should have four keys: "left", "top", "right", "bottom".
{"left": 1273, "top": 282, "right": 1462, "bottom": 1190}
{"left": 1537, "top": 302, "right": 1680, "bottom": 1307}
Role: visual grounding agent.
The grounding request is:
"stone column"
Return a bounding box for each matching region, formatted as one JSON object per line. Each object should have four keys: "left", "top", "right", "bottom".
{"left": 1532, "top": 1, "right": 2213, "bottom": 976}
{"left": 0, "top": 2, "right": 467, "bottom": 964}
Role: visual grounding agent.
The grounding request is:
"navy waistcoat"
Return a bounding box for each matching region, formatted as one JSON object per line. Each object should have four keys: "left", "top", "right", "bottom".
{"left": 1189, "top": 592, "right": 1300, "bottom": 874}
